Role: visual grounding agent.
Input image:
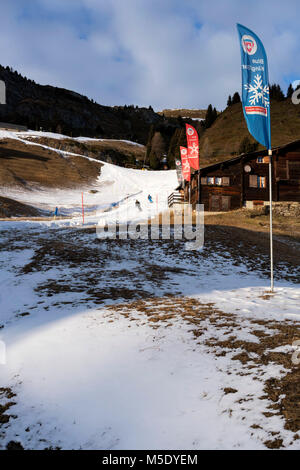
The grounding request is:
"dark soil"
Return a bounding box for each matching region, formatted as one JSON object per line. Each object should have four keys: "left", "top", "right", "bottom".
{"left": 0, "top": 388, "right": 17, "bottom": 425}
{"left": 0, "top": 139, "right": 102, "bottom": 189}
{"left": 0, "top": 196, "right": 44, "bottom": 218}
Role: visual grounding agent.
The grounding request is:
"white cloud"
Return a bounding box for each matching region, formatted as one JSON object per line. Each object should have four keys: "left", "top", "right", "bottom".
{"left": 0, "top": 0, "right": 299, "bottom": 110}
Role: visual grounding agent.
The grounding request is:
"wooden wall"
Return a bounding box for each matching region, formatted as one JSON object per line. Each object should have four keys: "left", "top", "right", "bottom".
{"left": 187, "top": 142, "right": 300, "bottom": 211}
{"left": 275, "top": 148, "right": 300, "bottom": 202}
{"left": 243, "top": 158, "right": 269, "bottom": 203}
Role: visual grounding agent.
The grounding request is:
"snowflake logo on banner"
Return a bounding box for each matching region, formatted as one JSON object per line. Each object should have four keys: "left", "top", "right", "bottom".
{"left": 244, "top": 74, "right": 269, "bottom": 107}
{"left": 189, "top": 143, "right": 198, "bottom": 156}
{"left": 183, "top": 161, "right": 190, "bottom": 171}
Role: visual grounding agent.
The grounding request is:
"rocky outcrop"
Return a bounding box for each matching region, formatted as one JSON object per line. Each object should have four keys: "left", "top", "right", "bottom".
{"left": 272, "top": 202, "right": 300, "bottom": 217}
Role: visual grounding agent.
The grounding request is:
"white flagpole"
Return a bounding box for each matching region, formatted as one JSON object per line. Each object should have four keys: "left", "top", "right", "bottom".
{"left": 268, "top": 149, "right": 274, "bottom": 291}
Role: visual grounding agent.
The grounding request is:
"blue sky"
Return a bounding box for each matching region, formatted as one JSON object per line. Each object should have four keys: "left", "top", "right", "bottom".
{"left": 0, "top": 0, "right": 299, "bottom": 110}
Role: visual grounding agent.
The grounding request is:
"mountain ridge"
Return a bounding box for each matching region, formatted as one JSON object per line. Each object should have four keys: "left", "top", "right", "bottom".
{"left": 0, "top": 64, "right": 168, "bottom": 144}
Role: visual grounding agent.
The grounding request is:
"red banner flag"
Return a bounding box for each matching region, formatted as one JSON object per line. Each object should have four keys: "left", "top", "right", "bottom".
{"left": 180, "top": 147, "right": 191, "bottom": 182}
{"left": 185, "top": 124, "right": 199, "bottom": 170}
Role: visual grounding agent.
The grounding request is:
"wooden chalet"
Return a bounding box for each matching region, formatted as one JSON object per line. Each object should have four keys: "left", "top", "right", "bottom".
{"left": 185, "top": 140, "right": 300, "bottom": 212}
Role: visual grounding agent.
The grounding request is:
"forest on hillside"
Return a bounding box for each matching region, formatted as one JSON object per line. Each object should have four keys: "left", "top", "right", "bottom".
{"left": 146, "top": 82, "right": 297, "bottom": 169}
{"left": 0, "top": 65, "right": 163, "bottom": 144}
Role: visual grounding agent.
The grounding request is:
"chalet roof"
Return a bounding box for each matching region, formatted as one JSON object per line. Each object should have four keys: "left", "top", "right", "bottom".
{"left": 197, "top": 139, "right": 300, "bottom": 175}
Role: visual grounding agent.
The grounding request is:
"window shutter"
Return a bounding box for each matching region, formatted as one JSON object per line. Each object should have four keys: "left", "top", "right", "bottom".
{"left": 259, "top": 177, "right": 266, "bottom": 188}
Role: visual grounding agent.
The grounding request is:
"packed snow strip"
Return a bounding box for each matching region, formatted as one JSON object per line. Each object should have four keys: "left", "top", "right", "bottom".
{"left": 0, "top": 129, "right": 145, "bottom": 147}
{"left": 181, "top": 117, "right": 205, "bottom": 121}
{"left": 0, "top": 130, "right": 67, "bottom": 140}
{"left": 75, "top": 136, "right": 145, "bottom": 147}
{"left": 0, "top": 129, "right": 104, "bottom": 161}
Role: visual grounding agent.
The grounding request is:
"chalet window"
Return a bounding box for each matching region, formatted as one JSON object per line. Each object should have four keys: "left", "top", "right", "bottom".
{"left": 249, "top": 175, "right": 266, "bottom": 188}
{"left": 249, "top": 175, "right": 257, "bottom": 187}
{"left": 257, "top": 156, "right": 270, "bottom": 164}
{"left": 201, "top": 176, "right": 230, "bottom": 186}
{"left": 288, "top": 161, "right": 300, "bottom": 179}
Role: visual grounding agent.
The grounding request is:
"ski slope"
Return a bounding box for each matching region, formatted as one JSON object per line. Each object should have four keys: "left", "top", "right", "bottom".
{"left": 0, "top": 130, "right": 178, "bottom": 226}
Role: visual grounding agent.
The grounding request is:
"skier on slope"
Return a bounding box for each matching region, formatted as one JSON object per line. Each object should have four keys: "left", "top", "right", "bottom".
{"left": 148, "top": 194, "right": 153, "bottom": 203}
{"left": 135, "top": 200, "right": 142, "bottom": 211}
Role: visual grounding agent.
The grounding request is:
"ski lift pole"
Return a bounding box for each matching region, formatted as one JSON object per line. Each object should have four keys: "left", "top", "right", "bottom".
{"left": 0, "top": 80, "right": 6, "bottom": 104}
{"left": 81, "top": 192, "right": 85, "bottom": 225}
{"left": 198, "top": 153, "right": 201, "bottom": 205}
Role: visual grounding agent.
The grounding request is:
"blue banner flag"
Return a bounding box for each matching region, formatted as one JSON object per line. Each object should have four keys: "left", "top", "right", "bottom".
{"left": 237, "top": 24, "right": 271, "bottom": 150}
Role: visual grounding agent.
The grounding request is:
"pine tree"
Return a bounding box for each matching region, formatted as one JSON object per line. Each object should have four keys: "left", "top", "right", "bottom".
{"left": 227, "top": 95, "right": 232, "bottom": 107}
{"left": 151, "top": 131, "right": 166, "bottom": 157}
{"left": 204, "top": 105, "right": 218, "bottom": 129}
{"left": 145, "top": 125, "right": 155, "bottom": 164}
{"left": 287, "top": 83, "right": 294, "bottom": 99}
{"left": 232, "top": 92, "right": 241, "bottom": 104}
{"left": 269, "top": 84, "right": 285, "bottom": 101}
{"left": 174, "top": 128, "right": 187, "bottom": 162}
{"left": 149, "top": 150, "right": 160, "bottom": 170}
{"left": 166, "top": 128, "right": 190, "bottom": 169}
{"left": 167, "top": 129, "right": 180, "bottom": 169}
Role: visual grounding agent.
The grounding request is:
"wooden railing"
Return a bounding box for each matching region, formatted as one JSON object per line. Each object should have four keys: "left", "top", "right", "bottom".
{"left": 168, "top": 191, "right": 184, "bottom": 208}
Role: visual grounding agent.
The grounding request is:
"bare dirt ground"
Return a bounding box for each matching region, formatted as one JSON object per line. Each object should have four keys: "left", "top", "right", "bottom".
{"left": 0, "top": 196, "right": 45, "bottom": 218}
{"left": 205, "top": 208, "right": 300, "bottom": 244}
{"left": 0, "top": 138, "right": 102, "bottom": 189}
